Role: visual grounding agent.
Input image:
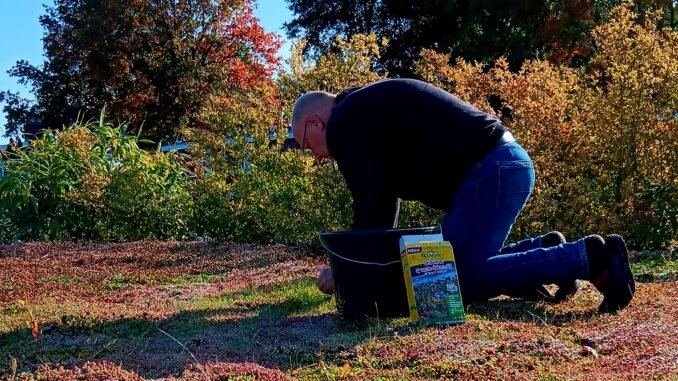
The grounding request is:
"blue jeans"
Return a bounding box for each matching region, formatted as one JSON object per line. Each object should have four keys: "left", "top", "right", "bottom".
{"left": 441, "top": 141, "right": 589, "bottom": 302}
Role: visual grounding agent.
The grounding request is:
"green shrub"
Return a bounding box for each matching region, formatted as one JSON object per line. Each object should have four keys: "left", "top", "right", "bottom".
{"left": 101, "top": 150, "right": 193, "bottom": 241}
{"left": 0, "top": 116, "right": 192, "bottom": 241}
{"left": 190, "top": 144, "right": 352, "bottom": 244}
{"left": 0, "top": 126, "right": 103, "bottom": 240}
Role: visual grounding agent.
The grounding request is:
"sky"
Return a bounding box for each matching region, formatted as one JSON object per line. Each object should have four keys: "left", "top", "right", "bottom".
{"left": 0, "top": 0, "right": 294, "bottom": 145}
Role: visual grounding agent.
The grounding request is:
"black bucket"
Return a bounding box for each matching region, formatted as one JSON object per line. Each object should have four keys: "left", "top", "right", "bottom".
{"left": 319, "top": 226, "right": 442, "bottom": 320}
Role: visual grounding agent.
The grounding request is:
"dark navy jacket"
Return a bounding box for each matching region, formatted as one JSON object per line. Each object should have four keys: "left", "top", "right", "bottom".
{"left": 326, "top": 78, "right": 506, "bottom": 229}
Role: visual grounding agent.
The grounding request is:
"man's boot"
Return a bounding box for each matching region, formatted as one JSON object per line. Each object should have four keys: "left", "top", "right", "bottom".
{"left": 605, "top": 234, "right": 636, "bottom": 294}
{"left": 584, "top": 235, "right": 635, "bottom": 313}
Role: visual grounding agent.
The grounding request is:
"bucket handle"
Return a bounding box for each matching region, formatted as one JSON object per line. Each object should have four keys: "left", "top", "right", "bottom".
{"left": 317, "top": 230, "right": 402, "bottom": 267}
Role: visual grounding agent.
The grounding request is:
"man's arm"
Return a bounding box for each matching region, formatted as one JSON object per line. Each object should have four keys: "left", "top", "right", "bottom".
{"left": 337, "top": 151, "right": 399, "bottom": 230}
{"left": 328, "top": 92, "right": 398, "bottom": 229}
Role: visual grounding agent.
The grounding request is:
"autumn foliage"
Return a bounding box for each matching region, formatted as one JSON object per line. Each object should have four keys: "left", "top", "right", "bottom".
{"left": 415, "top": 3, "right": 677, "bottom": 249}
{"left": 1, "top": 4, "right": 676, "bottom": 381}
{"left": 188, "top": 34, "right": 392, "bottom": 244}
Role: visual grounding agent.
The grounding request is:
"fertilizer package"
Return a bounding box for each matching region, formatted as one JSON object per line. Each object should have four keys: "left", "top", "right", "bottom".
{"left": 399, "top": 234, "right": 465, "bottom": 325}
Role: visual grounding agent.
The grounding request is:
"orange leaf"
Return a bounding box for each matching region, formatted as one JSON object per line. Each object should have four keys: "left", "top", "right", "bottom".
{"left": 31, "top": 320, "right": 39, "bottom": 339}
{"left": 340, "top": 363, "right": 351, "bottom": 377}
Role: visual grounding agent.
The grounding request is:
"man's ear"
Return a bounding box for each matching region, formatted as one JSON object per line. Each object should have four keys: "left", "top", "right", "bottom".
{"left": 303, "top": 115, "right": 317, "bottom": 128}
{"left": 316, "top": 115, "right": 327, "bottom": 131}
{"left": 306, "top": 114, "right": 324, "bottom": 130}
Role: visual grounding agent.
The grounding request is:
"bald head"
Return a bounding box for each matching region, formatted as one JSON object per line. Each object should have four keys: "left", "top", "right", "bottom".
{"left": 290, "top": 91, "right": 336, "bottom": 161}
{"left": 292, "top": 91, "right": 336, "bottom": 126}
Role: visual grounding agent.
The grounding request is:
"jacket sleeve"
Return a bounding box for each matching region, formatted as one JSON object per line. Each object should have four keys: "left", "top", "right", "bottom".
{"left": 336, "top": 145, "right": 400, "bottom": 230}
{"left": 328, "top": 91, "right": 399, "bottom": 230}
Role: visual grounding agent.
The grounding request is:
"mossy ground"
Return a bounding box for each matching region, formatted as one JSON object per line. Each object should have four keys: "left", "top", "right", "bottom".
{"left": 1, "top": 241, "right": 675, "bottom": 380}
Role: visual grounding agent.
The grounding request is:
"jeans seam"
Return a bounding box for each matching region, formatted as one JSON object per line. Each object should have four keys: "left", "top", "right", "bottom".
{"left": 496, "top": 161, "right": 500, "bottom": 208}
{"left": 578, "top": 239, "right": 589, "bottom": 279}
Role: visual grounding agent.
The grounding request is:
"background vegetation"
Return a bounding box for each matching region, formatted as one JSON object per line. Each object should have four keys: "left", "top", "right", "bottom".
{"left": 0, "top": 1, "right": 675, "bottom": 251}
{"left": 0, "top": 115, "right": 193, "bottom": 242}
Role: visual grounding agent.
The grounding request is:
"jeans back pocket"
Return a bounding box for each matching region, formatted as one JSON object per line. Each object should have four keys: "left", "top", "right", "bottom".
{"left": 497, "top": 160, "right": 535, "bottom": 211}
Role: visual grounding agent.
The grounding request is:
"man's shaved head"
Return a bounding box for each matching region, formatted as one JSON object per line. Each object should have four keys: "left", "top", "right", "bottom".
{"left": 290, "top": 91, "right": 336, "bottom": 161}
{"left": 292, "top": 91, "right": 336, "bottom": 125}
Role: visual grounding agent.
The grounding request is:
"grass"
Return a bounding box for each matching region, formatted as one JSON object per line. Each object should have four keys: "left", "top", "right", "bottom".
{"left": 630, "top": 250, "right": 676, "bottom": 282}
{"left": 38, "top": 275, "right": 82, "bottom": 285}
{"left": 0, "top": 241, "right": 676, "bottom": 380}
{"left": 107, "top": 274, "right": 221, "bottom": 290}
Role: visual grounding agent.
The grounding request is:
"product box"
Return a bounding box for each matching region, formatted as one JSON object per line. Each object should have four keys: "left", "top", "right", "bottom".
{"left": 399, "top": 235, "right": 465, "bottom": 325}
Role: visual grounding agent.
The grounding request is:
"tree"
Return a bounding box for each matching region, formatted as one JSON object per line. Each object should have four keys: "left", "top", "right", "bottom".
{"left": 284, "top": 0, "right": 675, "bottom": 75}
{"left": 1, "top": 0, "right": 281, "bottom": 144}
{"left": 276, "top": 33, "right": 388, "bottom": 112}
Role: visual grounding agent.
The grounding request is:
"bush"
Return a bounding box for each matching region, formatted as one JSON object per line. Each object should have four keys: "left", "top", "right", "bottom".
{"left": 187, "top": 33, "right": 389, "bottom": 244}
{"left": 0, "top": 117, "right": 192, "bottom": 241}
{"left": 414, "top": 4, "right": 677, "bottom": 250}
{"left": 190, "top": 142, "right": 352, "bottom": 244}
{"left": 189, "top": 144, "right": 442, "bottom": 244}
{"left": 0, "top": 125, "right": 104, "bottom": 240}
{"left": 101, "top": 150, "right": 193, "bottom": 241}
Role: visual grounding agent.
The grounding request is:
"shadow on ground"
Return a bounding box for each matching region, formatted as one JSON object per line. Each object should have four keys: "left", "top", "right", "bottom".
{"left": 0, "top": 283, "right": 406, "bottom": 378}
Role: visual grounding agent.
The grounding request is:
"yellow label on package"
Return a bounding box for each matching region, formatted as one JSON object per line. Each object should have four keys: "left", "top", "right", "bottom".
{"left": 400, "top": 239, "right": 465, "bottom": 325}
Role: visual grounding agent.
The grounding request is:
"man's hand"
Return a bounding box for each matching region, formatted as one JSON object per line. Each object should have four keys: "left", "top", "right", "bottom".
{"left": 316, "top": 266, "right": 334, "bottom": 295}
